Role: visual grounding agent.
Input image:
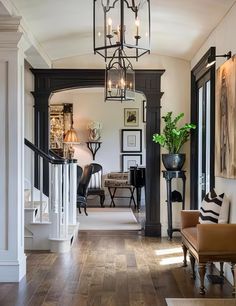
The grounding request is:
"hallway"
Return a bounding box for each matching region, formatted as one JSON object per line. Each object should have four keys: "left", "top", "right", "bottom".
{"left": 0, "top": 231, "right": 233, "bottom": 306}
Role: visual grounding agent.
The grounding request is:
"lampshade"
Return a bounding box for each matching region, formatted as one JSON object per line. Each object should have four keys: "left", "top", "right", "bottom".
{"left": 64, "top": 128, "right": 79, "bottom": 144}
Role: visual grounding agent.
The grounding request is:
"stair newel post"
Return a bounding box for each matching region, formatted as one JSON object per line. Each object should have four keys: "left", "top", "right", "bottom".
{"left": 69, "top": 161, "right": 77, "bottom": 226}
{"left": 63, "top": 163, "right": 69, "bottom": 238}
{"left": 58, "top": 164, "right": 63, "bottom": 239}
{"left": 39, "top": 156, "right": 44, "bottom": 223}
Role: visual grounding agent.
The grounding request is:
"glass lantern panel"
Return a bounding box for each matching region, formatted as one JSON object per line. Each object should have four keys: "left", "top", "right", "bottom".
{"left": 94, "top": 0, "right": 121, "bottom": 59}
{"left": 136, "top": 0, "right": 150, "bottom": 53}
{"left": 125, "top": 68, "right": 135, "bottom": 100}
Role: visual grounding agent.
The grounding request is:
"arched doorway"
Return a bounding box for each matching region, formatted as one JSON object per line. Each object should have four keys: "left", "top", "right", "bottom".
{"left": 31, "top": 69, "right": 165, "bottom": 236}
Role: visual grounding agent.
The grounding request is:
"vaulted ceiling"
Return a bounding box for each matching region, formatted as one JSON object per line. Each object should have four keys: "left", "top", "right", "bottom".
{"left": 10, "top": 0, "right": 236, "bottom": 61}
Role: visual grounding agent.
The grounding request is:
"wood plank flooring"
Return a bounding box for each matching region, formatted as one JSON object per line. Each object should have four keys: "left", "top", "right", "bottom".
{"left": 0, "top": 231, "right": 234, "bottom": 306}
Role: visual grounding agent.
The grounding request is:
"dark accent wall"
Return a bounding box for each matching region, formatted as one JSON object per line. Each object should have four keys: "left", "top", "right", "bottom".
{"left": 31, "top": 69, "right": 165, "bottom": 236}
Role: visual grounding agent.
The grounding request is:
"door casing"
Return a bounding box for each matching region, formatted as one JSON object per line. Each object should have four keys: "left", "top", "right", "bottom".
{"left": 190, "top": 47, "right": 216, "bottom": 209}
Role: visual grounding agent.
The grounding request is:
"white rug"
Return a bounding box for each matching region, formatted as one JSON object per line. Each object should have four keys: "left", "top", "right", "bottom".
{"left": 78, "top": 207, "right": 141, "bottom": 230}
{"left": 166, "top": 299, "right": 236, "bottom": 306}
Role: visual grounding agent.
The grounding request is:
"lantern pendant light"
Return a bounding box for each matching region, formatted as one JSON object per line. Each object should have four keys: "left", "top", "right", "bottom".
{"left": 105, "top": 48, "right": 135, "bottom": 101}
{"left": 93, "top": 0, "right": 151, "bottom": 61}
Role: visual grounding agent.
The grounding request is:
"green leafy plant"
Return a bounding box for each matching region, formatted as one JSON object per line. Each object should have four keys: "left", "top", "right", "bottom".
{"left": 152, "top": 112, "right": 196, "bottom": 154}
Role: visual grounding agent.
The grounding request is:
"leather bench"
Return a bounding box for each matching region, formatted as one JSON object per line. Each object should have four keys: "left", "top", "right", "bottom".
{"left": 181, "top": 210, "right": 236, "bottom": 295}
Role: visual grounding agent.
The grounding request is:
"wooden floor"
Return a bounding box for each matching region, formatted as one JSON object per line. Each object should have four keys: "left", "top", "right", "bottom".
{"left": 0, "top": 231, "right": 234, "bottom": 306}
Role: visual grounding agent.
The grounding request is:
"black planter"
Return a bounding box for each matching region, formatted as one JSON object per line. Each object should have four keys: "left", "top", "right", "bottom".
{"left": 162, "top": 153, "right": 186, "bottom": 171}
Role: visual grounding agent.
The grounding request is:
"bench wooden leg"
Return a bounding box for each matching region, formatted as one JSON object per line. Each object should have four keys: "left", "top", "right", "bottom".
{"left": 189, "top": 253, "right": 196, "bottom": 279}
{"left": 220, "top": 262, "right": 224, "bottom": 278}
{"left": 231, "top": 263, "right": 236, "bottom": 296}
{"left": 198, "top": 263, "right": 206, "bottom": 295}
{"left": 182, "top": 243, "right": 188, "bottom": 267}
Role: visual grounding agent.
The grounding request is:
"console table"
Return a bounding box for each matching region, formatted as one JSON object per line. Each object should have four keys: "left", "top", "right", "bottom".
{"left": 162, "top": 170, "right": 186, "bottom": 239}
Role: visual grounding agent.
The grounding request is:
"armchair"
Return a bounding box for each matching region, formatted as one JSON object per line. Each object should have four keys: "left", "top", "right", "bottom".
{"left": 181, "top": 210, "right": 236, "bottom": 295}
{"left": 87, "top": 163, "right": 105, "bottom": 207}
{"left": 77, "top": 164, "right": 93, "bottom": 216}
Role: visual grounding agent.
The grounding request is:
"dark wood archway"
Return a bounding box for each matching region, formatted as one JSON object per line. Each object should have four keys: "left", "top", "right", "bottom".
{"left": 31, "top": 68, "right": 165, "bottom": 236}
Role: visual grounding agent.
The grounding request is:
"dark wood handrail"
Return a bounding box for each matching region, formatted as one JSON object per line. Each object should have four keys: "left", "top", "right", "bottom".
{"left": 25, "top": 139, "right": 67, "bottom": 165}
{"left": 49, "top": 149, "right": 65, "bottom": 160}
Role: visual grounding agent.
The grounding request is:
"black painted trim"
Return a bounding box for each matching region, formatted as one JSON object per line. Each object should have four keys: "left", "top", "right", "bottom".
{"left": 31, "top": 68, "right": 165, "bottom": 236}
{"left": 190, "top": 47, "right": 216, "bottom": 210}
{"left": 25, "top": 138, "right": 67, "bottom": 164}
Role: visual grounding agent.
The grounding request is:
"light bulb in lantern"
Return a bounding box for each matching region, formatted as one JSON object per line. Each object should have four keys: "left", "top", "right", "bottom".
{"left": 135, "top": 18, "right": 140, "bottom": 37}
{"left": 107, "top": 18, "right": 112, "bottom": 36}
{"left": 116, "top": 25, "right": 120, "bottom": 43}
{"left": 108, "top": 80, "right": 112, "bottom": 92}
{"left": 120, "top": 78, "right": 125, "bottom": 90}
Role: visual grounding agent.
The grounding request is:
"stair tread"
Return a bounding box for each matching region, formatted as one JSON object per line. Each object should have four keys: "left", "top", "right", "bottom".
{"left": 30, "top": 221, "right": 52, "bottom": 225}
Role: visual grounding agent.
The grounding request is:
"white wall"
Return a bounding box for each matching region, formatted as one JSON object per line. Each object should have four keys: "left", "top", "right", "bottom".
{"left": 53, "top": 53, "right": 191, "bottom": 235}
{"left": 191, "top": 2, "right": 236, "bottom": 284}
{"left": 50, "top": 88, "right": 146, "bottom": 173}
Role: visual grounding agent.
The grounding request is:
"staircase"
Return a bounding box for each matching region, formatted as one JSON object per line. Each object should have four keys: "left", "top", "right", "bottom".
{"left": 24, "top": 139, "right": 78, "bottom": 253}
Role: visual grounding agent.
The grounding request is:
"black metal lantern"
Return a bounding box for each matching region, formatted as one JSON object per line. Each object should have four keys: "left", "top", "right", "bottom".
{"left": 105, "top": 48, "right": 135, "bottom": 101}
{"left": 93, "top": 0, "right": 150, "bottom": 61}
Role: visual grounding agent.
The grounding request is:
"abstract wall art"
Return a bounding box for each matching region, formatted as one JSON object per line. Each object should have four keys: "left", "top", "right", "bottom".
{"left": 215, "top": 55, "right": 236, "bottom": 178}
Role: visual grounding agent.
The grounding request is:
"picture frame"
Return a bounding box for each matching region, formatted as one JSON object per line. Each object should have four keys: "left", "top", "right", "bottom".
{"left": 121, "top": 129, "right": 142, "bottom": 153}
{"left": 124, "top": 108, "right": 139, "bottom": 126}
{"left": 143, "top": 100, "right": 147, "bottom": 123}
{"left": 121, "top": 154, "right": 142, "bottom": 172}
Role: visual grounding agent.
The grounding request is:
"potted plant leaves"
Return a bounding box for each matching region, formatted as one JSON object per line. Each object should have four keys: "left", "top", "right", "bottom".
{"left": 152, "top": 112, "right": 196, "bottom": 170}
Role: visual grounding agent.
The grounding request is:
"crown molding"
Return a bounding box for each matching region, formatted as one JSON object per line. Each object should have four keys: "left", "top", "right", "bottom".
{"left": 0, "top": 16, "right": 21, "bottom": 31}
{"left": 0, "top": 31, "right": 22, "bottom": 49}
{"left": 0, "top": 0, "right": 51, "bottom": 67}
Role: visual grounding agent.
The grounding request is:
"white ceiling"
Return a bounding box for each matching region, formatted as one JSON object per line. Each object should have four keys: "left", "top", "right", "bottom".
{"left": 10, "top": 0, "right": 236, "bottom": 61}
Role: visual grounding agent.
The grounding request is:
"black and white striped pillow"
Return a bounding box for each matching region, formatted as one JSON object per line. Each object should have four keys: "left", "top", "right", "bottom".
{"left": 199, "top": 189, "right": 224, "bottom": 224}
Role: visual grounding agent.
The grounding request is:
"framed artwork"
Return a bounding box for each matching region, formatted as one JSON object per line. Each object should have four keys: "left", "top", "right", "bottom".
{"left": 49, "top": 103, "right": 73, "bottom": 157}
{"left": 124, "top": 108, "right": 139, "bottom": 126}
{"left": 143, "top": 100, "right": 147, "bottom": 123}
{"left": 121, "top": 154, "right": 142, "bottom": 172}
{"left": 215, "top": 55, "right": 236, "bottom": 178}
{"left": 121, "top": 129, "right": 142, "bottom": 152}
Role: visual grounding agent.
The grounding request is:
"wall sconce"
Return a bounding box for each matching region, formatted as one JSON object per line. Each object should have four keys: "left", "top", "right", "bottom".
{"left": 64, "top": 124, "right": 79, "bottom": 159}
{"left": 207, "top": 51, "right": 232, "bottom": 68}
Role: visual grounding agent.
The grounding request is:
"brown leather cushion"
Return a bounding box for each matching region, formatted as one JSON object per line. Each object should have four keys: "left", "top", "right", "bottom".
{"left": 182, "top": 227, "right": 197, "bottom": 250}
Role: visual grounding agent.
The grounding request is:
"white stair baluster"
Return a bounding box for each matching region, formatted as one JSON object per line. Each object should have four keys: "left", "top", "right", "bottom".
{"left": 48, "top": 163, "right": 52, "bottom": 218}
{"left": 30, "top": 150, "right": 34, "bottom": 207}
{"left": 39, "top": 156, "right": 43, "bottom": 223}
{"left": 69, "top": 162, "right": 77, "bottom": 225}
{"left": 58, "top": 164, "right": 63, "bottom": 238}
{"left": 63, "top": 164, "right": 69, "bottom": 238}
{"left": 51, "top": 164, "right": 59, "bottom": 238}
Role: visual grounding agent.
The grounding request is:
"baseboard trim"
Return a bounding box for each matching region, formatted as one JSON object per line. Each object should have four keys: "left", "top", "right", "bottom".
{"left": 0, "top": 256, "right": 26, "bottom": 282}
{"left": 144, "top": 223, "right": 162, "bottom": 237}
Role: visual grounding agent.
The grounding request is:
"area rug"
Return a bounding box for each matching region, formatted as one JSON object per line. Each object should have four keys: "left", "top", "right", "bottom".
{"left": 78, "top": 207, "right": 141, "bottom": 230}
{"left": 166, "top": 298, "right": 236, "bottom": 306}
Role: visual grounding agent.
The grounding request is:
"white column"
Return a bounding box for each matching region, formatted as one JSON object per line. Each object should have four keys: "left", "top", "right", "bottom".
{"left": 0, "top": 16, "right": 26, "bottom": 282}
